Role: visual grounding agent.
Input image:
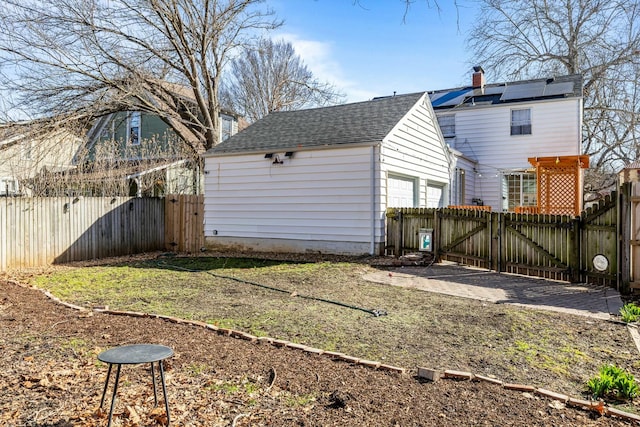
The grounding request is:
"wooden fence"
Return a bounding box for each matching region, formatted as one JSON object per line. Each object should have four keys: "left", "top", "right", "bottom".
{"left": 164, "top": 194, "right": 204, "bottom": 253}
{"left": 0, "top": 195, "right": 203, "bottom": 271}
{"left": 386, "top": 192, "right": 620, "bottom": 290}
{"left": 0, "top": 192, "right": 623, "bottom": 291}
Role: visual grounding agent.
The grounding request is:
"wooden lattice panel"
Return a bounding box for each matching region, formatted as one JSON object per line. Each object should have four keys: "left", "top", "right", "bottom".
{"left": 538, "top": 167, "right": 578, "bottom": 215}
{"left": 528, "top": 156, "right": 589, "bottom": 216}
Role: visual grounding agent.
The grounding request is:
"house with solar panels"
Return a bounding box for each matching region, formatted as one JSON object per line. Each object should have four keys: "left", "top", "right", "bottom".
{"left": 430, "top": 67, "right": 584, "bottom": 212}
{"left": 201, "top": 69, "right": 584, "bottom": 255}
{"left": 202, "top": 92, "right": 450, "bottom": 255}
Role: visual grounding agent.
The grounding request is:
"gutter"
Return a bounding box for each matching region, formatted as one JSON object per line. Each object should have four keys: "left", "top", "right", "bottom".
{"left": 204, "top": 140, "right": 383, "bottom": 158}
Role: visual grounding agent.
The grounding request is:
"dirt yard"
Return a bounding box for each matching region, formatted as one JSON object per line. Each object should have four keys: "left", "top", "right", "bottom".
{"left": 1, "top": 273, "right": 639, "bottom": 426}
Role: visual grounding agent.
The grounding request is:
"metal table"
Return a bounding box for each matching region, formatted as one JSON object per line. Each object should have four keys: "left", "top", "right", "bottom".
{"left": 98, "top": 344, "right": 173, "bottom": 427}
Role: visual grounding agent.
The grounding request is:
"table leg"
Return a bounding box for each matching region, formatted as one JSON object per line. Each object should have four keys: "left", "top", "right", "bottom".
{"left": 150, "top": 362, "right": 158, "bottom": 406}
{"left": 106, "top": 364, "right": 121, "bottom": 427}
{"left": 160, "top": 360, "right": 170, "bottom": 426}
{"left": 100, "top": 363, "right": 113, "bottom": 409}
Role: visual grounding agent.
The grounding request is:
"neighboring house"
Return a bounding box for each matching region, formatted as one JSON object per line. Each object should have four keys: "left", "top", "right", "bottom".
{"left": 80, "top": 111, "right": 238, "bottom": 196}
{"left": 0, "top": 124, "right": 82, "bottom": 196}
{"left": 81, "top": 109, "right": 239, "bottom": 196}
{"left": 203, "top": 92, "right": 451, "bottom": 256}
{"left": 430, "top": 68, "right": 583, "bottom": 212}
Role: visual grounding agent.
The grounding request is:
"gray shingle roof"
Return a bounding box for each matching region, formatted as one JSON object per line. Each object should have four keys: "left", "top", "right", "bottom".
{"left": 208, "top": 92, "right": 425, "bottom": 155}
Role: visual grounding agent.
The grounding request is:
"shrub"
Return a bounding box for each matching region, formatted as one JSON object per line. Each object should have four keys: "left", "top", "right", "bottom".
{"left": 619, "top": 303, "right": 640, "bottom": 323}
{"left": 587, "top": 364, "right": 639, "bottom": 400}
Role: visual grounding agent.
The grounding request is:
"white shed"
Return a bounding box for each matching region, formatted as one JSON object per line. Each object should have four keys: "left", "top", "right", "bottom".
{"left": 202, "top": 92, "right": 451, "bottom": 255}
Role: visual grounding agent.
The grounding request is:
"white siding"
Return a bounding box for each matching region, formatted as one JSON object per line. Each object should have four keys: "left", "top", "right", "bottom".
{"left": 439, "top": 97, "right": 581, "bottom": 210}
{"left": 0, "top": 130, "right": 81, "bottom": 196}
{"left": 203, "top": 93, "right": 451, "bottom": 255}
{"left": 204, "top": 145, "right": 377, "bottom": 254}
{"left": 381, "top": 94, "right": 451, "bottom": 209}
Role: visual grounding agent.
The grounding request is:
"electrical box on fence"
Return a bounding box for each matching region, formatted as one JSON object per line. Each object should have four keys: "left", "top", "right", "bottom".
{"left": 418, "top": 228, "right": 433, "bottom": 252}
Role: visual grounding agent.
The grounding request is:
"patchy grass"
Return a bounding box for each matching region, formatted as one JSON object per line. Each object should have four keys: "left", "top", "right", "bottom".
{"left": 28, "top": 255, "right": 640, "bottom": 399}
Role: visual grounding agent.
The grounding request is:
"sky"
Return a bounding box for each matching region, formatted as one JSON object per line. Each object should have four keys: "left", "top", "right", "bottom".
{"left": 268, "top": 0, "right": 478, "bottom": 103}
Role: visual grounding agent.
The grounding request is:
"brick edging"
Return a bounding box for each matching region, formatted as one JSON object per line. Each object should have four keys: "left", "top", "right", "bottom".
{"left": 15, "top": 281, "right": 640, "bottom": 424}
{"left": 417, "top": 368, "right": 640, "bottom": 423}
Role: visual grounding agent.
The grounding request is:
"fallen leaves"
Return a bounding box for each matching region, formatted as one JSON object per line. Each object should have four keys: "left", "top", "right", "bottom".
{"left": 1, "top": 278, "right": 636, "bottom": 427}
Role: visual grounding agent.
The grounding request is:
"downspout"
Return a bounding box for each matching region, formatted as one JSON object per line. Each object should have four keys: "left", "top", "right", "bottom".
{"left": 370, "top": 145, "right": 377, "bottom": 255}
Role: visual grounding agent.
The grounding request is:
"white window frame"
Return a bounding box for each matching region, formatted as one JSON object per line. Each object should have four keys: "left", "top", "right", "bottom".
{"left": 453, "top": 168, "right": 466, "bottom": 205}
{"left": 510, "top": 108, "right": 532, "bottom": 136}
{"left": 220, "top": 114, "right": 234, "bottom": 141}
{"left": 502, "top": 172, "right": 537, "bottom": 211}
{"left": 128, "top": 111, "right": 141, "bottom": 146}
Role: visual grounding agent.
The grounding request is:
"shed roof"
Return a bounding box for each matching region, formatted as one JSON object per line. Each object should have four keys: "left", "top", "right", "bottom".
{"left": 207, "top": 92, "right": 425, "bottom": 155}
{"left": 429, "top": 74, "right": 582, "bottom": 110}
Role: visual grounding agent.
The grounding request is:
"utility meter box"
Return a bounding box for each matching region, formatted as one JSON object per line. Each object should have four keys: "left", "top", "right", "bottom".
{"left": 418, "top": 228, "right": 433, "bottom": 252}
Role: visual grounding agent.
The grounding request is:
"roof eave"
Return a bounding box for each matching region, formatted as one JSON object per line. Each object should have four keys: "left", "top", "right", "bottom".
{"left": 204, "top": 140, "right": 382, "bottom": 157}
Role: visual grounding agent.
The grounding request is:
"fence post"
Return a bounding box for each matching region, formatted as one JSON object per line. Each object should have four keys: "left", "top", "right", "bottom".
{"left": 498, "top": 213, "right": 507, "bottom": 273}
{"left": 489, "top": 212, "right": 499, "bottom": 272}
{"left": 433, "top": 208, "right": 441, "bottom": 262}
{"left": 394, "top": 209, "right": 403, "bottom": 257}
{"left": 620, "top": 182, "right": 631, "bottom": 294}
{"left": 568, "top": 216, "right": 581, "bottom": 283}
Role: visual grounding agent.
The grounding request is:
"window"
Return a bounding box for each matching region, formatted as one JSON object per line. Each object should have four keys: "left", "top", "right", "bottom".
{"left": 453, "top": 168, "right": 466, "bottom": 205}
{"left": 128, "top": 111, "right": 141, "bottom": 145}
{"left": 437, "top": 114, "right": 455, "bottom": 137}
{"left": 0, "top": 179, "right": 17, "bottom": 196}
{"left": 503, "top": 173, "right": 536, "bottom": 211}
{"left": 21, "top": 140, "right": 32, "bottom": 160}
{"left": 511, "top": 108, "right": 531, "bottom": 135}
{"left": 220, "top": 115, "right": 234, "bottom": 141}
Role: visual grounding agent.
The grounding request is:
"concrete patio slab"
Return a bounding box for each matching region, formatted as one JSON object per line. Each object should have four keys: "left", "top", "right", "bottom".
{"left": 364, "top": 262, "right": 623, "bottom": 320}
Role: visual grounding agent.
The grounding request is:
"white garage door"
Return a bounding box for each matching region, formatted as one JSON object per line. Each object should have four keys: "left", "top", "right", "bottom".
{"left": 388, "top": 175, "right": 416, "bottom": 207}
{"left": 427, "top": 184, "right": 445, "bottom": 208}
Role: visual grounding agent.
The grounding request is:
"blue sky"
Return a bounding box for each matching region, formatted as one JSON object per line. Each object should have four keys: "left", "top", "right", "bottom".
{"left": 269, "top": 0, "right": 478, "bottom": 102}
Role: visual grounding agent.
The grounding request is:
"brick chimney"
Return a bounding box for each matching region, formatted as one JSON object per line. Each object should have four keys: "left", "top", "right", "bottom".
{"left": 472, "top": 66, "right": 485, "bottom": 89}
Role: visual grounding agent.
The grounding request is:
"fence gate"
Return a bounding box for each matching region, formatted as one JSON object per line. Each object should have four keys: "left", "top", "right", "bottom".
{"left": 499, "top": 212, "right": 578, "bottom": 282}
{"left": 386, "top": 194, "right": 620, "bottom": 290}
{"left": 438, "top": 208, "right": 492, "bottom": 269}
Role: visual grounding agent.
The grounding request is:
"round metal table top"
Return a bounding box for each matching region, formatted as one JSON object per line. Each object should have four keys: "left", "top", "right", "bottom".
{"left": 98, "top": 344, "right": 174, "bottom": 365}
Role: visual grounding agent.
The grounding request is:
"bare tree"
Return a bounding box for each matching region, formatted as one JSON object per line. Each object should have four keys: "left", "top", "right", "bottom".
{"left": 467, "top": 0, "right": 640, "bottom": 186}
{"left": 221, "top": 38, "right": 345, "bottom": 123}
{"left": 0, "top": 0, "right": 281, "bottom": 154}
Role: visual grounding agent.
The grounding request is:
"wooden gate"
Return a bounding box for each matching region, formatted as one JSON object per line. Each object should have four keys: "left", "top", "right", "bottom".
{"left": 386, "top": 193, "right": 619, "bottom": 289}
{"left": 438, "top": 208, "right": 492, "bottom": 269}
{"left": 499, "top": 212, "right": 578, "bottom": 282}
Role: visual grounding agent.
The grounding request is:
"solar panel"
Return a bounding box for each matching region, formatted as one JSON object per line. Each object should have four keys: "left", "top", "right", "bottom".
{"left": 500, "top": 82, "right": 545, "bottom": 101}
{"left": 431, "top": 89, "right": 471, "bottom": 107}
{"left": 543, "top": 81, "right": 575, "bottom": 97}
{"left": 483, "top": 86, "right": 506, "bottom": 95}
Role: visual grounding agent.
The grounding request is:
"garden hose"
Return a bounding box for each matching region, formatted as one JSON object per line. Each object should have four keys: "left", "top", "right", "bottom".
{"left": 155, "top": 259, "right": 387, "bottom": 317}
